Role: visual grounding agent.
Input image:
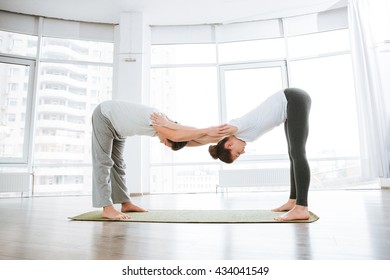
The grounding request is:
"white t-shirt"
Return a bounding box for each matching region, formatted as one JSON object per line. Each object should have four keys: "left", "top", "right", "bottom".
{"left": 100, "top": 100, "right": 158, "bottom": 137}
{"left": 229, "top": 90, "right": 288, "bottom": 142}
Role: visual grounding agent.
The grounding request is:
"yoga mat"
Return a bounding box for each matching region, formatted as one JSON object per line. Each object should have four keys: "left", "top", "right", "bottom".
{"left": 69, "top": 209, "right": 319, "bottom": 223}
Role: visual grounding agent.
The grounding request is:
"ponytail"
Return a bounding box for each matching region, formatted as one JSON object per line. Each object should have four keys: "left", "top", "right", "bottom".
{"left": 208, "top": 137, "right": 233, "bottom": 164}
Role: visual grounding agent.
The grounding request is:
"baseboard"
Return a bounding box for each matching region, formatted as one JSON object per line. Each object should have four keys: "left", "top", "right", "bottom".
{"left": 130, "top": 192, "right": 149, "bottom": 197}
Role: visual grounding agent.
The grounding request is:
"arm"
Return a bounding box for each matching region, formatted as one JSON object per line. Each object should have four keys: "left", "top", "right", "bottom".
{"left": 151, "top": 112, "right": 237, "bottom": 142}
{"left": 153, "top": 125, "right": 208, "bottom": 142}
{"left": 186, "top": 124, "right": 238, "bottom": 146}
{"left": 153, "top": 124, "right": 232, "bottom": 142}
{"left": 150, "top": 113, "right": 195, "bottom": 130}
{"left": 186, "top": 136, "right": 223, "bottom": 147}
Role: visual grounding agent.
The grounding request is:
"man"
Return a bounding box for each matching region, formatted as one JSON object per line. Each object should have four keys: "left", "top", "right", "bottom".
{"left": 91, "top": 100, "right": 229, "bottom": 219}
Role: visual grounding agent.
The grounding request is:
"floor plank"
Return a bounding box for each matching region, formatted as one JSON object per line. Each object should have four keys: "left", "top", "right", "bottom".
{"left": 0, "top": 189, "right": 389, "bottom": 260}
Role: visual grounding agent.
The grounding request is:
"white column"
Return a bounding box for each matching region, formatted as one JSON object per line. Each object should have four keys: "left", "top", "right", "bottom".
{"left": 113, "top": 12, "right": 151, "bottom": 195}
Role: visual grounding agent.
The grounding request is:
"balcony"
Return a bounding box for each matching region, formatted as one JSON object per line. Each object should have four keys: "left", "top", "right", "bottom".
{"left": 38, "top": 104, "right": 86, "bottom": 116}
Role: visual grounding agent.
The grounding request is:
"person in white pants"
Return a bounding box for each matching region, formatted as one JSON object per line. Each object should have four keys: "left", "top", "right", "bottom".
{"left": 91, "top": 100, "right": 229, "bottom": 219}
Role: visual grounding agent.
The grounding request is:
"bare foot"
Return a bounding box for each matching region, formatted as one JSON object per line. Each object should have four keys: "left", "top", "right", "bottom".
{"left": 272, "top": 199, "right": 296, "bottom": 212}
{"left": 102, "top": 205, "right": 131, "bottom": 220}
{"left": 121, "top": 201, "right": 148, "bottom": 213}
{"left": 274, "top": 205, "right": 310, "bottom": 221}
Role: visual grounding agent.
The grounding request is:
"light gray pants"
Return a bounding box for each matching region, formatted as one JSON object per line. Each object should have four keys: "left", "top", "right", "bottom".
{"left": 91, "top": 105, "right": 130, "bottom": 207}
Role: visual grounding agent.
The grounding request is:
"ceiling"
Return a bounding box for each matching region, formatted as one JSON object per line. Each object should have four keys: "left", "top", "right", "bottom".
{"left": 0, "top": 0, "right": 345, "bottom": 25}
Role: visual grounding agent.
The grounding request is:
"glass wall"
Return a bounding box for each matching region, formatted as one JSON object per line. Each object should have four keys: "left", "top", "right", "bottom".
{"left": 0, "top": 58, "right": 34, "bottom": 163}
{"left": 150, "top": 14, "right": 362, "bottom": 192}
{"left": 0, "top": 18, "right": 114, "bottom": 196}
{"left": 150, "top": 45, "right": 220, "bottom": 193}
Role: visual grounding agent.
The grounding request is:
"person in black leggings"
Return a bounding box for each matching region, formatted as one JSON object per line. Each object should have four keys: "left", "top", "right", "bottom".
{"left": 208, "top": 88, "right": 312, "bottom": 221}
{"left": 282, "top": 88, "right": 311, "bottom": 208}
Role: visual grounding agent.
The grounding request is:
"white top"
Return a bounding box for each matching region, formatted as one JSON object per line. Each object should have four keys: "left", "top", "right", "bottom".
{"left": 229, "top": 90, "right": 288, "bottom": 142}
{"left": 100, "top": 100, "right": 158, "bottom": 137}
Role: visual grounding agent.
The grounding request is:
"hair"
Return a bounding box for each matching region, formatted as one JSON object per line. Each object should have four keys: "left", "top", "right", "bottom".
{"left": 168, "top": 139, "right": 188, "bottom": 151}
{"left": 208, "top": 137, "right": 233, "bottom": 164}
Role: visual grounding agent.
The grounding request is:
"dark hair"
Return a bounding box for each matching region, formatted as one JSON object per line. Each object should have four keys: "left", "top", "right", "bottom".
{"left": 208, "top": 137, "right": 233, "bottom": 163}
{"left": 168, "top": 139, "right": 188, "bottom": 151}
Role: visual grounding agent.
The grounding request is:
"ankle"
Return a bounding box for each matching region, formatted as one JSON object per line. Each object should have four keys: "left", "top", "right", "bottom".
{"left": 294, "top": 205, "right": 308, "bottom": 211}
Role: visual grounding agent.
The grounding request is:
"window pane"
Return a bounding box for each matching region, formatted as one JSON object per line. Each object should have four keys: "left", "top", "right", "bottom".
{"left": 33, "top": 62, "right": 112, "bottom": 193}
{"left": 150, "top": 165, "right": 220, "bottom": 193}
{"left": 0, "top": 30, "right": 37, "bottom": 57}
{"left": 34, "top": 63, "right": 112, "bottom": 165}
{"left": 41, "top": 37, "right": 113, "bottom": 63}
{"left": 33, "top": 166, "right": 92, "bottom": 195}
{"left": 224, "top": 65, "right": 287, "bottom": 156}
{"left": 377, "top": 45, "right": 390, "bottom": 106}
{"left": 290, "top": 54, "right": 359, "bottom": 158}
{"left": 287, "top": 29, "right": 350, "bottom": 58}
{"left": 0, "top": 61, "right": 30, "bottom": 160}
{"left": 151, "top": 44, "right": 216, "bottom": 64}
{"left": 290, "top": 54, "right": 361, "bottom": 181}
{"left": 150, "top": 67, "right": 218, "bottom": 163}
{"left": 368, "top": 0, "right": 390, "bottom": 42}
{"left": 218, "top": 38, "right": 286, "bottom": 63}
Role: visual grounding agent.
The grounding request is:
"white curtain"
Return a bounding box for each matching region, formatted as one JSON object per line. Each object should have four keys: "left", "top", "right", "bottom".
{"left": 348, "top": 0, "right": 390, "bottom": 180}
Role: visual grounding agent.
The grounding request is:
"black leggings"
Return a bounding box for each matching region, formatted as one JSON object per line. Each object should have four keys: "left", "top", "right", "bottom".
{"left": 283, "top": 88, "right": 311, "bottom": 206}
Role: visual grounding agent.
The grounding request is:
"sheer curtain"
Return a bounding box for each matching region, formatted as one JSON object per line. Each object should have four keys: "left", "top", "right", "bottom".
{"left": 348, "top": 0, "right": 390, "bottom": 183}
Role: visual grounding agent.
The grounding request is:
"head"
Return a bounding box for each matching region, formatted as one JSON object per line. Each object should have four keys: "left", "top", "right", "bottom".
{"left": 168, "top": 139, "right": 188, "bottom": 151}
{"left": 208, "top": 135, "right": 246, "bottom": 163}
{"left": 157, "top": 133, "right": 187, "bottom": 151}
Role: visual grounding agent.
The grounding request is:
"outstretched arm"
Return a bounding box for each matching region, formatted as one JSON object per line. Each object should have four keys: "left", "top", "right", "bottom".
{"left": 153, "top": 124, "right": 231, "bottom": 142}
{"left": 186, "top": 125, "right": 238, "bottom": 146}
{"left": 150, "top": 113, "right": 195, "bottom": 130}
{"left": 150, "top": 111, "right": 237, "bottom": 143}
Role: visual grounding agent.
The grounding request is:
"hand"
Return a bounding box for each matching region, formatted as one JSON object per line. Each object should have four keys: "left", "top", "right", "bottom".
{"left": 207, "top": 124, "right": 237, "bottom": 137}
{"left": 150, "top": 112, "right": 171, "bottom": 127}
{"left": 221, "top": 124, "right": 238, "bottom": 135}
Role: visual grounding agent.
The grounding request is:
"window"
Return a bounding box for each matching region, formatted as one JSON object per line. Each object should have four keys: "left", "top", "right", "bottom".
{"left": 151, "top": 44, "right": 216, "bottom": 65}
{"left": 41, "top": 37, "right": 113, "bottom": 63}
{"left": 1, "top": 15, "right": 114, "bottom": 196}
{"left": 150, "top": 66, "right": 219, "bottom": 165}
{"left": 287, "top": 29, "right": 350, "bottom": 58}
{"left": 218, "top": 38, "right": 286, "bottom": 63}
{"left": 0, "top": 57, "right": 35, "bottom": 164}
{"left": 150, "top": 43, "right": 219, "bottom": 193}
{"left": 221, "top": 62, "right": 288, "bottom": 157}
{"left": 33, "top": 39, "right": 113, "bottom": 194}
{"left": 289, "top": 54, "right": 360, "bottom": 186}
{"left": 150, "top": 21, "right": 361, "bottom": 192}
{"left": 0, "top": 30, "right": 37, "bottom": 57}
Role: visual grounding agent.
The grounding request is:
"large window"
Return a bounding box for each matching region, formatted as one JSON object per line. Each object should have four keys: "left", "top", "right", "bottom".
{"left": 33, "top": 38, "right": 113, "bottom": 195}
{"left": 150, "top": 13, "right": 362, "bottom": 192}
{"left": 221, "top": 62, "right": 288, "bottom": 158}
{"left": 150, "top": 45, "right": 219, "bottom": 193}
{"left": 0, "top": 30, "right": 37, "bottom": 57}
{"left": 218, "top": 38, "right": 286, "bottom": 63}
{"left": 0, "top": 15, "right": 114, "bottom": 196}
{"left": 0, "top": 57, "right": 35, "bottom": 163}
{"left": 289, "top": 54, "right": 360, "bottom": 187}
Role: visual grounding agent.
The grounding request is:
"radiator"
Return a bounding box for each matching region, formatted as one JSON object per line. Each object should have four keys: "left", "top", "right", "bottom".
{"left": 0, "top": 172, "right": 31, "bottom": 193}
{"left": 217, "top": 168, "right": 289, "bottom": 190}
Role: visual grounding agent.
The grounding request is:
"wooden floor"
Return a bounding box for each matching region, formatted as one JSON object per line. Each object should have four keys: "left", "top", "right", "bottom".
{"left": 0, "top": 189, "right": 389, "bottom": 260}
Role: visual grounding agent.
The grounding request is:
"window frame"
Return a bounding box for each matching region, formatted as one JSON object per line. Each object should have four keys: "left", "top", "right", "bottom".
{"left": 0, "top": 55, "right": 35, "bottom": 165}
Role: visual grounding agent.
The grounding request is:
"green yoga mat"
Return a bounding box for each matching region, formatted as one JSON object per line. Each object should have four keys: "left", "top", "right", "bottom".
{"left": 69, "top": 209, "right": 319, "bottom": 223}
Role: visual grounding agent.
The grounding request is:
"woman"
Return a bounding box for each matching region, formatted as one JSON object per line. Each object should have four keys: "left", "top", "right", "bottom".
{"left": 153, "top": 88, "right": 311, "bottom": 221}
{"left": 208, "top": 88, "right": 312, "bottom": 221}
{"left": 92, "top": 100, "right": 229, "bottom": 220}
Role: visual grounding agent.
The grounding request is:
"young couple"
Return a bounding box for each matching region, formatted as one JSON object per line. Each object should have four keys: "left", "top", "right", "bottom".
{"left": 92, "top": 88, "right": 311, "bottom": 221}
